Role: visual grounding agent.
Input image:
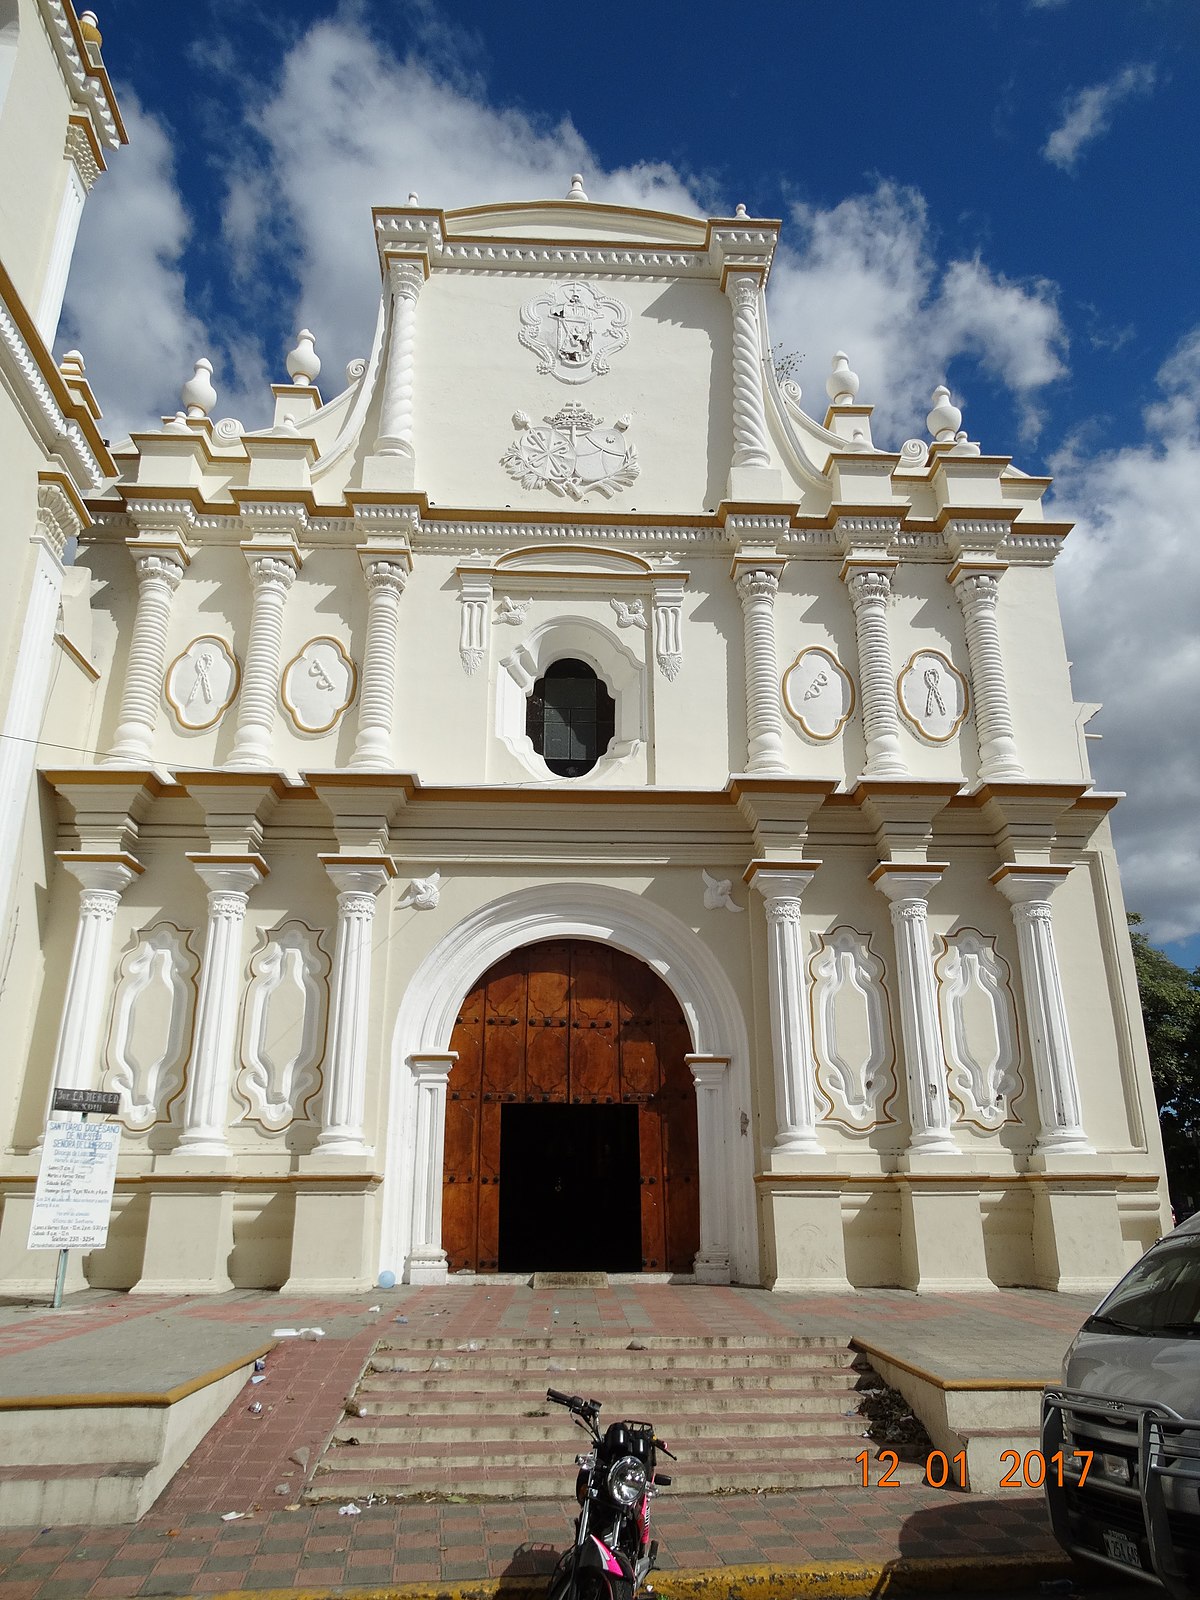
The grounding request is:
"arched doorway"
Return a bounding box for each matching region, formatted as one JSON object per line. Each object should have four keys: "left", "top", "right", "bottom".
{"left": 442, "top": 939, "right": 701, "bottom": 1273}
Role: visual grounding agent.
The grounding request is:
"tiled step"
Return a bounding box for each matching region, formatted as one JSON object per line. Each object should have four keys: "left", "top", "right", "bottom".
{"left": 349, "top": 1389, "right": 856, "bottom": 1419}
{"left": 373, "top": 1335, "right": 848, "bottom": 1354}
{"left": 334, "top": 1410, "right": 862, "bottom": 1443}
{"left": 360, "top": 1367, "right": 857, "bottom": 1394}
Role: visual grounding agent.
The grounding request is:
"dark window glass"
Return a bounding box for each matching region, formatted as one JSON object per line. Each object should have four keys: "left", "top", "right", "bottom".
{"left": 1085, "top": 1238, "right": 1200, "bottom": 1336}
{"left": 526, "top": 658, "right": 615, "bottom": 777}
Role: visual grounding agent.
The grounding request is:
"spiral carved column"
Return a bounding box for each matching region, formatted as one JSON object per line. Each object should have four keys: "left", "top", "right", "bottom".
{"left": 376, "top": 260, "right": 424, "bottom": 458}
{"left": 351, "top": 560, "right": 408, "bottom": 769}
{"left": 106, "top": 553, "right": 186, "bottom": 762}
{"left": 953, "top": 569, "right": 1024, "bottom": 779}
{"left": 315, "top": 860, "right": 393, "bottom": 1157}
{"left": 228, "top": 553, "right": 298, "bottom": 770}
{"left": 736, "top": 568, "right": 788, "bottom": 774}
{"left": 726, "top": 275, "right": 771, "bottom": 469}
{"left": 845, "top": 567, "right": 907, "bottom": 777}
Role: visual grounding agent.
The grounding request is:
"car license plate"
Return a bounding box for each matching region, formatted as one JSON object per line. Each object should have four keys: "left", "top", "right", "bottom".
{"left": 1102, "top": 1529, "right": 1144, "bottom": 1570}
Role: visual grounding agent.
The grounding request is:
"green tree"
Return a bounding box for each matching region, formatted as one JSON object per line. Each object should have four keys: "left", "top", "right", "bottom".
{"left": 1128, "top": 915, "right": 1200, "bottom": 1213}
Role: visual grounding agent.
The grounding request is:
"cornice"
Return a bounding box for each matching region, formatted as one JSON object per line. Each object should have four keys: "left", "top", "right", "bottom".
{"left": 37, "top": 1, "right": 125, "bottom": 151}
{"left": 0, "top": 266, "right": 111, "bottom": 489}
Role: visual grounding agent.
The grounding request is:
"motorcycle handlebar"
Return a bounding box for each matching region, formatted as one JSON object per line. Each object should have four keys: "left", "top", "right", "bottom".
{"left": 546, "top": 1387, "right": 583, "bottom": 1409}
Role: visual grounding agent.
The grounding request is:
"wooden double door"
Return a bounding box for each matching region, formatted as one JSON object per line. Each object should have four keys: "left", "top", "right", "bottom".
{"left": 443, "top": 939, "right": 701, "bottom": 1273}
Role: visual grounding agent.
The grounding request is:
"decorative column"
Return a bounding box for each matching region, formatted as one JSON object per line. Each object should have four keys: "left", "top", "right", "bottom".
{"left": 351, "top": 558, "right": 408, "bottom": 769}
{"left": 41, "top": 854, "right": 141, "bottom": 1128}
{"left": 844, "top": 565, "right": 907, "bottom": 777}
{"left": 736, "top": 568, "right": 788, "bottom": 774}
{"left": 952, "top": 567, "right": 1024, "bottom": 780}
{"left": 686, "top": 1055, "right": 731, "bottom": 1282}
{"left": 228, "top": 549, "right": 299, "bottom": 770}
{"left": 991, "top": 867, "right": 1093, "bottom": 1155}
{"left": 457, "top": 572, "right": 492, "bottom": 675}
{"left": 725, "top": 274, "right": 771, "bottom": 468}
{"left": 406, "top": 1052, "right": 456, "bottom": 1284}
{"left": 375, "top": 259, "right": 425, "bottom": 459}
{"left": 314, "top": 858, "right": 394, "bottom": 1156}
{"left": 106, "top": 550, "right": 187, "bottom": 762}
{"left": 870, "top": 866, "right": 958, "bottom": 1157}
{"left": 751, "top": 869, "right": 824, "bottom": 1156}
{"left": 173, "top": 856, "right": 265, "bottom": 1157}
{"left": 652, "top": 574, "right": 685, "bottom": 680}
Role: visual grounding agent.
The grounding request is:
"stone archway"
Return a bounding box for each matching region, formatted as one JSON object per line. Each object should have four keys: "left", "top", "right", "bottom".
{"left": 443, "top": 939, "right": 700, "bottom": 1274}
{"left": 380, "top": 884, "right": 757, "bottom": 1285}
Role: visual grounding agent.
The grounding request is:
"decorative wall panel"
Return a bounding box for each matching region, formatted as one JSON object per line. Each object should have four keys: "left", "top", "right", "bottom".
{"left": 809, "top": 926, "right": 897, "bottom": 1129}
{"left": 935, "top": 928, "right": 1022, "bottom": 1129}
{"left": 165, "top": 636, "right": 239, "bottom": 731}
{"left": 237, "top": 921, "right": 330, "bottom": 1129}
{"left": 281, "top": 638, "right": 356, "bottom": 733}
{"left": 782, "top": 646, "right": 855, "bottom": 741}
{"left": 104, "top": 923, "right": 199, "bottom": 1129}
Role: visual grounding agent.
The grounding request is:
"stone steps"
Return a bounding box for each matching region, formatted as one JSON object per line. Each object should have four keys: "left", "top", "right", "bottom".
{"left": 309, "top": 1334, "right": 884, "bottom": 1501}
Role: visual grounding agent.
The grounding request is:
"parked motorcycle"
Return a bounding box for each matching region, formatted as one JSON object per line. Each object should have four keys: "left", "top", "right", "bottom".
{"left": 545, "top": 1386, "right": 675, "bottom": 1600}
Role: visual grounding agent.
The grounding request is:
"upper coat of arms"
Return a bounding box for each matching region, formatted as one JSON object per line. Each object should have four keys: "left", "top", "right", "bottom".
{"left": 518, "top": 281, "right": 629, "bottom": 384}
{"left": 501, "top": 404, "right": 639, "bottom": 500}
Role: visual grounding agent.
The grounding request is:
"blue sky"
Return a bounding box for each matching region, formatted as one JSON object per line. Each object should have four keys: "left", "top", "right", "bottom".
{"left": 63, "top": 0, "right": 1200, "bottom": 965}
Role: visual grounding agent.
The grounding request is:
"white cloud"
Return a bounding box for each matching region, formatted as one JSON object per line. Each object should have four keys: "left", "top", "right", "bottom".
{"left": 765, "top": 184, "right": 1067, "bottom": 444}
{"left": 1043, "top": 63, "right": 1157, "bottom": 172}
{"left": 1053, "top": 327, "right": 1200, "bottom": 945}
{"left": 58, "top": 94, "right": 267, "bottom": 440}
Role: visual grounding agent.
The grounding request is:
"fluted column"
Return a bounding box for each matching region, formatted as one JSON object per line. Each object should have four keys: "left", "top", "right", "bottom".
{"left": 375, "top": 259, "right": 424, "bottom": 458}
{"left": 952, "top": 568, "right": 1024, "bottom": 779}
{"left": 314, "top": 859, "right": 393, "bottom": 1156}
{"left": 687, "top": 1055, "right": 732, "bottom": 1282}
{"left": 174, "top": 858, "right": 265, "bottom": 1157}
{"left": 726, "top": 274, "right": 771, "bottom": 468}
{"left": 736, "top": 568, "right": 788, "bottom": 774}
{"left": 106, "top": 552, "right": 186, "bottom": 762}
{"left": 406, "top": 1052, "right": 456, "bottom": 1285}
{"left": 351, "top": 560, "right": 408, "bottom": 769}
{"left": 41, "top": 855, "right": 141, "bottom": 1134}
{"left": 228, "top": 551, "right": 299, "bottom": 770}
{"left": 991, "top": 868, "right": 1093, "bottom": 1156}
{"left": 844, "top": 566, "right": 907, "bottom": 777}
{"left": 751, "top": 869, "right": 823, "bottom": 1156}
{"left": 871, "top": 866, "right": 958, "bottom": 1157}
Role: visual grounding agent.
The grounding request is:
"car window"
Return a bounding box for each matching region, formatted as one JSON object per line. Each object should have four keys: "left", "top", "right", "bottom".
{"left": 1089, "top": 1239, "right": 1200, "bottom": 1334}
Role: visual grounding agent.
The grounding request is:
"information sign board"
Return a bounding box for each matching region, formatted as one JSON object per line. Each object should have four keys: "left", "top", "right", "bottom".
{"left": 51, "top": 1088, "right": 120, "bottom": 1115}
{"left": 27, "top": 1120, "right": 121, "bottom": 1251}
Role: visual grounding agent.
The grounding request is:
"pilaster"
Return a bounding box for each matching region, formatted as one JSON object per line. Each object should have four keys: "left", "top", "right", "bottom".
{"left": 686, "top": 1055, "right": 732, "bottom": 1283}
{"left": 367, "top": 256, "right": 427, "bottom": 490}
{"left": 747, "top": 864, "right": 824, "bottom": 1159}
{"left": 405, "top": 1052, "right": 457, "bottom": 1285}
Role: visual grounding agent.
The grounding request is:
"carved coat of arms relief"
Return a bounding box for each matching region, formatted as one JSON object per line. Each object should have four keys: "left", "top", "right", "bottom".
{"left": 518, "top": 280, "right": 629, "bottom": 383}
{"left": 501, "top": 404, "right": 639, "bottom": 500}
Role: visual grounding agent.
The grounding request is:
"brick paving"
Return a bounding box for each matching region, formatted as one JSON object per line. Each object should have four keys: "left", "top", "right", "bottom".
{"left": 0, "top": 1282, "right": 1089, "bottom": 1597}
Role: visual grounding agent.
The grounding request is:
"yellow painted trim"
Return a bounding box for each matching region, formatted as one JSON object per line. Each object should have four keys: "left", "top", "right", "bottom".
{"left": 753, "top": 1170, "right": 1156, "bottom": 1187}
{"left": 52, "top": 631, "right": 101, "bottom": 681}
{"left": 1, "top": 1171, "right": 382, "bottom": 1188}
{"left": 895, "top": 648, "right": 970, "bottom": 744}
{"left": 781, "top": 646, "right": 856, "bottom": 742}
{"left": 849, "top": 1340, "right": 1052, "bottom": 1393}
{"left": 194, "top": 1554, "right": 1071, "bottom": 1600}
{"left": 164, "top": 635, "right": 241, "bottom": 731}
{"left": 280, "top": 636, "right": 358, "bottom": 735}
{"left": 0, "top": 1342, "right": 273, "bottom": 1410}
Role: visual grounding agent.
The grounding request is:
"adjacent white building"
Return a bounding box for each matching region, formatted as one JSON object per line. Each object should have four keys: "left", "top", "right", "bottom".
{"left": 0, "top": 11, "right": 1170, "bottom": 1296}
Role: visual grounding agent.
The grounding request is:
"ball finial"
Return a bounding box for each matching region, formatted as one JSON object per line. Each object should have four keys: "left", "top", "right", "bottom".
{"left": 826, "top": 351, "right": 860, "bottom": 406}
{"left": 79, "top": 11, "right": 102, "bottom": 47}
{"left": 927, "top": 385, "right": 963, "bottom": 443}
{"left": 181, "top": 357, "right": 216, "bottom": 419}
{"left": 286, "top": 328, "right": 321, "bottom": 387}
{"left": 565, "top": 173, "right": 588, "bottom": 202}
{"left": 734, "top": 202, "right": 748, "bottom": 219}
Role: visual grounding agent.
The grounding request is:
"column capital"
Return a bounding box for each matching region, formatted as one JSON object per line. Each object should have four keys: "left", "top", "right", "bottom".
{"left": 724, "top": 269, "right": 764, "bottom": 306}
{"left": 360, "top": 555, "right": 410, "bottom": 594}
{"left": 185, "top": 853, "right": 267, "bottom": 897}
{"left": 319, "top": 853, "right": 395, "bottom": 899}
{"left": 843, "top": 564, "right": 896, "bottom": 606}
{"left": 133, "top": 548, "right": 187, "bottom": 589}
{"left": 408, "top": 1052, "right": 458, "bottom": 1085}
{"left": 55, "top": 850, "right": 143, "bottom": 896}
{"left": 242, "top": 546, "right": 301, "bottom": 590}
{"left": 385, "top": 255, "right": 427, "bottom": 300}
{"left": 735, "top": 566, "right": 781, "bottom": 602}
{"left": 686, "top": 1054, "right": 730, "bottom": 1089}
{"left": 989, "top": 864, "right": 1073, "bottom": 907}
{"left": 869, "top": 862, "right": 948, "bottom": 905}
{"left": 746, "top": 862, "right": 822, "bottom": 905}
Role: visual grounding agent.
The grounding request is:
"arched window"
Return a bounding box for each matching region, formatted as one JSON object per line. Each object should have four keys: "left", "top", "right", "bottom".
{"left": 526, "top": 658, "right": 615, "bottom": 778}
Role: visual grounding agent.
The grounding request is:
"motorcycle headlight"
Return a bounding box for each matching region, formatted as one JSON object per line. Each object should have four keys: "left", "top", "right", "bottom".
{"left": 607, "top": 1454, "right": 647, "bottom": 1508}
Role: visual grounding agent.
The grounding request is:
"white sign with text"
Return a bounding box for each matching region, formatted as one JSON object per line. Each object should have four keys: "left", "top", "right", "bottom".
{"left": 27, "top": 1120, "right": 120, "bottom": 1251}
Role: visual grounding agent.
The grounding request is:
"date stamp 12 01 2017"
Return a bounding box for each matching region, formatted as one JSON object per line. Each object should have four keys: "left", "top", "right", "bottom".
{"left": 857, "top": 1448, "right": 1095, "bottom": 1489}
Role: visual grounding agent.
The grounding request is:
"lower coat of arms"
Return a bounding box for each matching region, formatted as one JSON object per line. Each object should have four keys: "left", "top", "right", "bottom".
{"left": 501, "top": 403, "right": 640, "bottom": 500}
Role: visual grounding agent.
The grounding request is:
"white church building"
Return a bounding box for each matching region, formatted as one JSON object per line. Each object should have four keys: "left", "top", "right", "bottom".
{"left": 0, "top": 3, "right": 1171, "bottom": 1297}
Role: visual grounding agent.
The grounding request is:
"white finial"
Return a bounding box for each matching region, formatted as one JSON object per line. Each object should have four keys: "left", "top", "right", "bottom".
{"left": 565, "top": 173, "right": 588, "bottom": 202}
{"left": 407, "top": 192, "right": 419, "bottom": 206}
{"left": 165, "top": 411, "right": 190, "bottom": 434}
{"left": 734, "top": 202, "right": 748, "bottom": 219}
{"left": 181, "top": 357, "right": 216, "bottom": 419}
{"left": 59, "top": 349, "right": 86, "bottom": 381}
{"left": 78, "top": 11, "right": 101, "bottom": 47}
{"left": 826, "top": 351, "right": 860, "bottom": 406}
{"left": 927, "top": 385, "right": 963, "bottom": 443}
{"left": 286, "top": 328, "right": 321, "bottom": 387}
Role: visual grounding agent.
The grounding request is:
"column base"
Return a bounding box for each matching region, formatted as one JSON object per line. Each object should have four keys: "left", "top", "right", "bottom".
{"left": 284, "top": 1183, "right": 378, "bottom": 1293}
{"left": 691, "top": 1252, "right": 731, "bottom": 1285}
{"left": 727, "top": 466, "right": 783, "bottom": 500}
{"left": 0, "top": 1192, "right": 90, "bottom": 1297}
{"left": 133, "top": 1183, "right": 235, "bottom": 1293}
{"left": 1031, "top": 1180, "right": 1125, "bottom": 1292}
{"left": 405, "top": 1249, "right": 448, "bottom": 1286}
{"left": 898, "top": 1180, "right": 996, "bottom": 1292}
{"left": 363, "top": 452, "right": 415, "bottom": 492}
{"left": 759, "top": 1180, "right": 853, "bottom": 1292}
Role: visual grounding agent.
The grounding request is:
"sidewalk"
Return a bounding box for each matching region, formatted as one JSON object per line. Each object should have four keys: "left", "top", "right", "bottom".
{"left": 0, "top": 1282, "right": 1090, "bottom": 1598}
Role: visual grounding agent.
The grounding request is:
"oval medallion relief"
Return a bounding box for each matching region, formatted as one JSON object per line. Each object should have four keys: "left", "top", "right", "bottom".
{"left": 165, "top": 636, "right": 240, "bottom": 731}
{"left": 281, "top": 637, "right": 357, "bottom": 734}
{"left": 897, "top": 648, "right": 969, "bottom": 743}
{"left": 782, "top": 646, "right": 855, "bottom": 741}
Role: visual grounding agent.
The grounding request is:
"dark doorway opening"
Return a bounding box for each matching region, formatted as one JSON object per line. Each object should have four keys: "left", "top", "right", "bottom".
{"left": 498, "top": 1103, "right": 641, "bottom": 1272}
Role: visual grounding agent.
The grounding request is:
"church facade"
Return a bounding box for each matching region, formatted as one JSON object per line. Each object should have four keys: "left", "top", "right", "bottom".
{"left": 0, "top": 9, "right": 1170, "bottom": 1296}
